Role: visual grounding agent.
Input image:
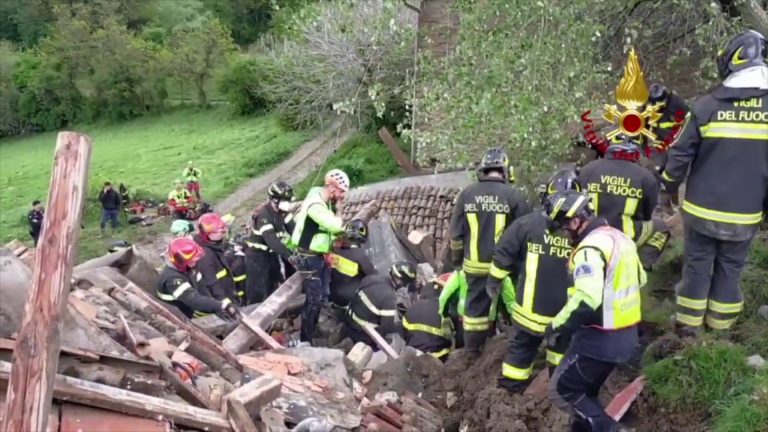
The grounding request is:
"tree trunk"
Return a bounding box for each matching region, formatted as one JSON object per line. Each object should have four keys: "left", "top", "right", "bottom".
{"left": 196, "top": 76, "right": 208, "bottom": 107}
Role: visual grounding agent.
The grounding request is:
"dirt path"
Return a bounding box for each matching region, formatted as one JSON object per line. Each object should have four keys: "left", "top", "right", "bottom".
{"left": 135, "top": 121, "right": 354, "bottom": 262}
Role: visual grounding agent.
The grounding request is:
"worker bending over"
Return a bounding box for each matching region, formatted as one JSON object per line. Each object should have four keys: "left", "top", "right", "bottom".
{"left": 449, "top": 147, "right": 530, "bottom": 353}
{"left": 578, "top": 136, "right": 669, "bottom": 270}
{"left": 344, "top": 261, "right": 417, "bottom": 348}
{"left": 194, "top": 213, "right": 245, "bottom": 307}
{"left": 661, "top": 30, "right": 768, "bottom": 334}
{"left": 401, "top": 280, "right": 453, "bottom": 362}
{"left": 168, "top": 180, "right": 195, "bottom": 220}
{"left": 156, "top": 237, "right": 240, "bottom": 320}
{"left": 246, "top": 181, "right": 297, "bottom": 304}
{"left": 329, "top": 219, "right": 376, "bottom": 309}
{"left": 292, "top": 169, "right": 349, "bottom": 345}
{"left": 488, "top": 169, "right": 578, "bottom": 393}
{"left": 544, "top": 191, "right": 645, "bottom": 432}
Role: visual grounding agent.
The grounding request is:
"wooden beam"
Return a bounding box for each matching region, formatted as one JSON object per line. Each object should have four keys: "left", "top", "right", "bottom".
{"left": 226, "top": 399, "right": 259, "bottom": 432}
{"left": 223, "top": 273, "right": 304, "bottom": 355}
{"left": 111, "top": 283, "right": 244, "bottom": 384}
{"left": 2, "top": 132, "right": 92, "bottom": 432}
{"left": 362, "top": 324, "right": 400, "bottom": 360}
{"left": 146, "top": 351, "right": 214, "bottom": 410}
{"left": 0, "top": 361, "right": 231, "bottom": 432}
{"left": 240, "top": 317, "right": 283, "bottom": 350}
{"left": 193, "top": 296, "right": 305, "bottom": 337}
{"left": 223, "top": 376, "right": 282, "bottom": 418}
{"left": 0, "top": 338, "right": 100, "bottom": 363}
{"left": 378, "top": 127, "right": 418, "bottom": 173}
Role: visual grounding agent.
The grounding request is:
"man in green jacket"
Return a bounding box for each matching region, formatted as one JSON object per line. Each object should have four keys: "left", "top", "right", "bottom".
{"left": 292, "top": 169, "right": 350, "bottom": 344}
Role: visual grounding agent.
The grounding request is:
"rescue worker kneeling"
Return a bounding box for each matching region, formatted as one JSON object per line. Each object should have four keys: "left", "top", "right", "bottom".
{"left": 329, "top": 219, "right": 376, "bottom": 311}
{"left": 488, "top": 169, "right": 578, "bottom": 393}
{"left": 344, "top": 262, "right": 417, "bottom": 348}
{"left": 156, "top": 237, "right": 241, "bottom": 320}
{"left": 194, "top": 213, "right": 244, "bottom": 307}
{"left": 543, "top": 191, "right": 645, "bottom": 432}
{"left": 578, "top": 137, "right": 670, "bottom": 270}
{"left": 401, "top": 280, "right": 453, "bottom": 362}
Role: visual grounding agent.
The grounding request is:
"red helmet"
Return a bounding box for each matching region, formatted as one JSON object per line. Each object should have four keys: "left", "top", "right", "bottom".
{"left": 198, "top": 213, "right": 227, "bottom": 241}
{"left": 168, "top": 237, "right": 204, "bottom": 271}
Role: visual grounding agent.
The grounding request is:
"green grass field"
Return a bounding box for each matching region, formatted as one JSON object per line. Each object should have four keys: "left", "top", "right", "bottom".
{"left": 0, "top": 108, "right": 311, "bottom": 260}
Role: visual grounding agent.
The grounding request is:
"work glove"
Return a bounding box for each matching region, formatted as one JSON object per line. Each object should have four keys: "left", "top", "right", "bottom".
{"left": 441, "top": 317, "right": 455, "bottom": 340}
{"left": 486, "top": 279, "right": 502, "bottom": 299}
{"left": 219, "top": 300, "right": 241, "bottom": 321}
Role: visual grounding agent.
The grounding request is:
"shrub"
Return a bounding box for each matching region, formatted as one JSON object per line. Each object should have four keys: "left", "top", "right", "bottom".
{"left": 258, "top": 0, "right": 414, "bottom": 131}
{"left": 218, "top": 55, "right": 275, "bottom": 115}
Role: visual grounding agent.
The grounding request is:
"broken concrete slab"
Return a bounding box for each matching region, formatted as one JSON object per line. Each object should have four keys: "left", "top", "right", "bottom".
{"left": 347, "top": 343, "right": 374, "bottom": 371}
{"left": 366, "top": 351, "right": 389, "bottom": 370}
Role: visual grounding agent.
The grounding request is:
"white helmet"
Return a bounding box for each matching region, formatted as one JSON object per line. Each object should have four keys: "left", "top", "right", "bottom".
{"left": 324, "top": 169, "right": 350, "bottom": 192}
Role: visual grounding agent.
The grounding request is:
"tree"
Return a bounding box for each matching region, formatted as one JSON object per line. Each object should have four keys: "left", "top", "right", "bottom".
{"left": 167, "top": 16, "right": 236, "bottom": 106}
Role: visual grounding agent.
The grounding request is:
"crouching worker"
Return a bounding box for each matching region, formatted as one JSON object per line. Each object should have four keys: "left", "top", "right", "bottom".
{"left": 489, "top": 169, "right": 578, "bottom": 393}
{"left": 171, "top": 219, "right": 195, "bottom": 238}
{"left": 344, "top": 261, "right": 417, "bottom": 349}
{"left": 544, "top": 191, "right": 645, "bottom": 432}
{"left": 401, "top": 276, "right": 453, "bottom": 362}
{"left": 194, "top": 213, "right": 244, "bottom": 306}
{"left": 156, "top": 237, "right": 241, "bottom": 320}
{"left": 168, "top": 180, "right": 196, "bottom": 220}
{"left": 329, "top": 219, "right": 376, "bottom": 311}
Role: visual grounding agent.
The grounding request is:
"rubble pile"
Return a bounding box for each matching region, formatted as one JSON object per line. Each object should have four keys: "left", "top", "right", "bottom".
{"left": 0, "top": 241, "right": 447, "bottom": 432}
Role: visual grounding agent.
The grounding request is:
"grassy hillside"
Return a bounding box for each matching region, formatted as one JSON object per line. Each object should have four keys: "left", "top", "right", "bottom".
{"left": 0, "top": 108, "right": 311, "bottom": 260}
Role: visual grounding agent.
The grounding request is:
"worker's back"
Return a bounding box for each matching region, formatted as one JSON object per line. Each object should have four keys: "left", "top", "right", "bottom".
{"left": 329, "top": 246, "right": 375, "bottom": 307}
{"left": 347, "top": 274, "right": 397, "bottom": 334}
{"left": 403, "top": 296, "right": 451, "bottom": 359}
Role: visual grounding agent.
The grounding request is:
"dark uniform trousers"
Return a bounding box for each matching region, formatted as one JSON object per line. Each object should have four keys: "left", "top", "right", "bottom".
{"left": 463, "top": 273, "right": 496, "bottom": 351}
{"left": 244, "top": 248, "right": 282, "bottom": 304}
{"left": 298, "top": 253, "right": 331, "bottom": 343}
{"left": 499, "top": 325, "right": 565, "bottom": 392}
{"left": 677, "top": 223, "right": 753, "bottom": 329}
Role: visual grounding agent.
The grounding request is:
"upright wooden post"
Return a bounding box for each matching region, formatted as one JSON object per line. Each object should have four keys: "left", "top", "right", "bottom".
{"left": 2, "top": 132, "right": 92, "bottom": 432}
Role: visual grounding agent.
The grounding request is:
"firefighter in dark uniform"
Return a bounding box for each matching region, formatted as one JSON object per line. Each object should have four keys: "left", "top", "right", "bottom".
{"left": 487, "top": 169, "right": 578, "bottom": 393}
{"left": 344, "top": 261, "right": 416, "bottom": 348}
{"left": 193, "top": 213, "right": 243, "bottom": 307}
{"left": 449, "top": 148, "right": 531, "bottom": 353}
{"left": 647, "top": 83, "right": 690, "bottom": 210}
{"left": 245, "top": 181, "right": 297, "bottom": 304}
{"left": 329, "top": 219, "right": 376, "bottom": 309}
{"left": 156, "top": 237, "right": 240, "bottom": 320}
{"left": 578, "top": 137, "right": 670, "bottom": 270}
{"left": 661, "top": 30, "right": 768, "bottom": 334}
{"left": 401, "top": 281, "right": 453, "bottom": 362}
{"left": 543, "top": 191, "right": 645, "bottom": 432}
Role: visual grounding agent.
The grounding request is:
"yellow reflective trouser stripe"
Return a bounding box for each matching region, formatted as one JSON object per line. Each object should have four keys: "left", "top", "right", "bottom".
{"left": 708, "top": 299, "right": 743, "bottom": 314}
{"left": 661, "top": 171, "right": 676, "bottom": 182}
{"left": 622, "top": 198, "right": 639, "bottom": 239}
{"left": 502, "top": 362, "right": 533, "bottom": 380}
{"left": 157, "top": 292, "right": 175, "bottom": 301}
{"left": 467, "top": 213, "right": 479, "bottom": 263}
{"left": 700, "top": 121, "right": 768, "bottom": 140}
{"left": 193, "top": 311, "right": 211, "bottom": 317}
{"left": 676, "top": 312, "right": 704, "bottom": 326}
{"left": 233, "top": 274, "right": 246, "bottom": 282}
{"left": 489, "top": 263, "right": 510, "bottom": 279}
{"left": 360, "top": 292, "right": 396, "bottom": 317}
{"left": 705, "top": 315, "right": 738, "bottom": 329}
{"left": 512, "top": 310, "right": 549, "bottom": 333}
{"left": 431, "top": 348, "right": 450, "bottom": 359}
{"left": 682, "top": 200, "right": 763, "bottom": 225}
{"left": 402, "top": 318, "right": 446, "bottom": 338}
{"left": 677, "top": 296, "right": 707, "bottom": 310}
{"left": 351, "top": 311, "right": 377, "bottom": 328}
{"left": 216, "top": 269, "right": 228, "bottom": 279}
{"left": 546, "top": 350, "right": 564, "bottom": 366}
{"left": 494, "top": 214, "right": 506, "bottom": 243}
{"left": 462, "top": 315, "right": 490, "bottom": 331}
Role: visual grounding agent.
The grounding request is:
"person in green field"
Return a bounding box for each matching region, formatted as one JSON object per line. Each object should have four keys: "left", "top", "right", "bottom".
{"left": 183, "top": 161, "right": 202, "bottom": 201}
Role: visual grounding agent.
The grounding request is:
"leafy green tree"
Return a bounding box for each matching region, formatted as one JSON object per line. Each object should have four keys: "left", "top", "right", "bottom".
{"left": 167, "top": 16, "right": 236, "bottom": 106}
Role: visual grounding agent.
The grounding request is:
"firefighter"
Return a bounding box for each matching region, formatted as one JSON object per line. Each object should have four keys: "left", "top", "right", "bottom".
{"left": 168, "top": 180, "right": 195, "bottom": 220}
{"left": 661, "top": 30, "right": 768, "bottom": 334}
{"left": 183, "top": 161, "right": 202, "bottom": 201}
{"left": 156, "top": 237, "right": 240, "bottom": 320}
{"left": 401, "top": 280, "right": 453, "bottom": 362}
{"left": 487, "top": 169, "right": 578, "bottom": 393}
{"left": 344, "top": 261, "right": 416, "bottom": 348}
{"left": 245, "top": 181, "right": 297, "bottom": 304}
{"left": 543, "top": 191, "right": 645, "bottom": 432}
{"left": 449, "top": 147, "right": 531, "bottom": 353}
{"left": 647, "top": 83, "right": 691, "bottom": 211}
{"left": 171, "top": 219, "right": 195, "bottom": 238}
{"left": 578, "top": 136, "right": 670, "bottom": 270}
{"left": 292, "top": 169, "right": 349, "bottom": 345}
{"left": 329, "top": 219, "right": 376, "bottom": 309}
{"left": 193, "top": 213, "right": 243, "bottom": 307}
